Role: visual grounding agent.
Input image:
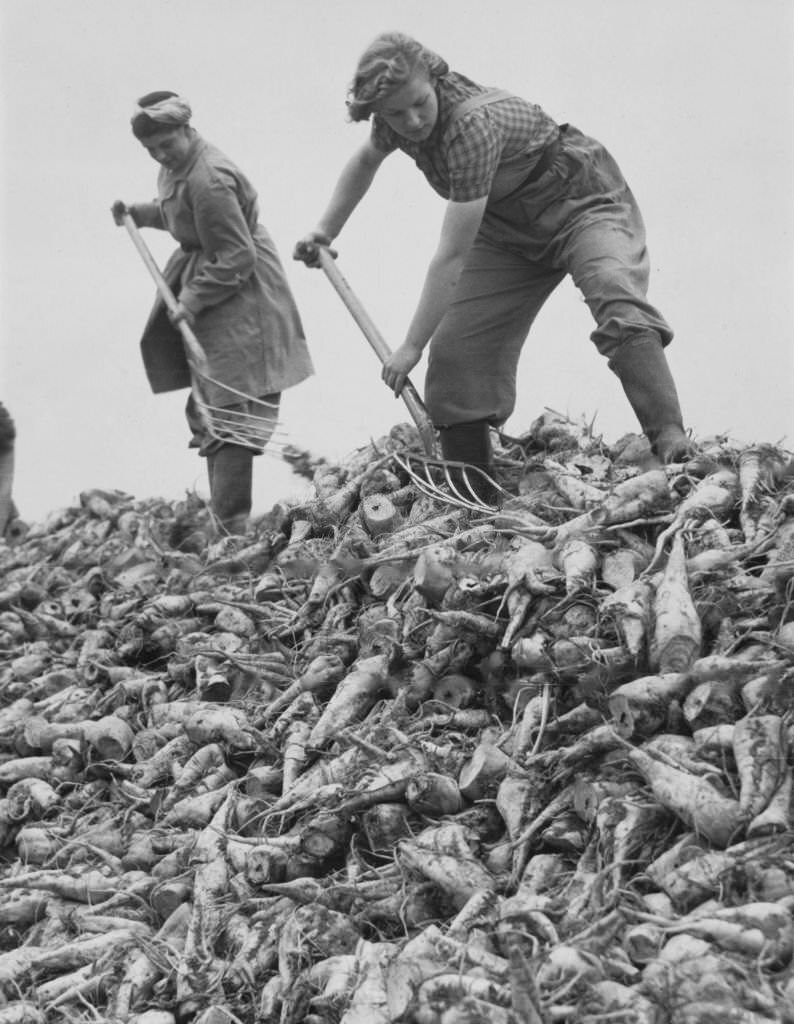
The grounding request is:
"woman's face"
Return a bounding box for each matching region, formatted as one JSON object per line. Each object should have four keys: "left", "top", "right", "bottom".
{"left": 140, "top": 126, "right": 192, "bottom": 169}
{"left": 375, "top": 71, "right": 438, "bottom": 142}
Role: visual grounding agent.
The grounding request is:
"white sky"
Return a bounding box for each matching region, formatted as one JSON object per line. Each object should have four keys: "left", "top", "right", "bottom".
{"left": 2, "top": 0, "right": 793, "bottom": 521}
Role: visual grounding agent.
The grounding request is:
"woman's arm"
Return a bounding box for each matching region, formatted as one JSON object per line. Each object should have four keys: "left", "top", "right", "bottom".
{"left": 294, "top": 140, "right": 389, "bottom": 262}
{"left": 382, "top": 196, "right": 488, "bottom": 396}
{"left": 318, "top": 139, "right": 389, "bottom": 238}
{"left": 111, "top": 200, "right": 166, "bottom": 229}
{"left": 177, "top": 178, "right": 257, "bottom": 318}
{"left": 131, "top": 201, "right": 167, "bottom": 229}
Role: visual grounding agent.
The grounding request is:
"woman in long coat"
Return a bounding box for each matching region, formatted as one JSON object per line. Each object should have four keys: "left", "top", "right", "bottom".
{"left": 295, "top": 33, "right": 693, "bottom": 502}
{"left": 114, "top": 91, "right": 314, "bottom": 534}
{"left": 0, "top": 402, "right": 18, "bottom": 540}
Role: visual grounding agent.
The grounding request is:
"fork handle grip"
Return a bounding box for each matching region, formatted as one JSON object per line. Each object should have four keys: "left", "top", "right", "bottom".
{"left": 317, "top": 247, "right": 392, "bottom": 364}
{"left": 317, "top": 248, "right": 437, "bottom": 455}
{"left": 121, "top": 213, "right": 211, "bottom": 378}
{"left": 121, "top": 212, "right": 216, "bottom": 436}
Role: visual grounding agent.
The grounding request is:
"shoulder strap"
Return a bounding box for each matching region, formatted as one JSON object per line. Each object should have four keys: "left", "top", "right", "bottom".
{"left": 443, "top": 88, "right": 513, "bottom": 141}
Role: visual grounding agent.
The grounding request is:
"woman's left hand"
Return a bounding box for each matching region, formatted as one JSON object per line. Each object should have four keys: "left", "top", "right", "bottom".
{"left": 382, "top": 342, "right": 423, "bottom": 397}
{"left": 168, "top": 302, "right": 195, "bottom": 328}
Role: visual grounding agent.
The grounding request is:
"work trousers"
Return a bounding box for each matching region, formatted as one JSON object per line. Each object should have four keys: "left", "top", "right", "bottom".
{"left": 425, "top": 126, "right": 673, "bottom": 427}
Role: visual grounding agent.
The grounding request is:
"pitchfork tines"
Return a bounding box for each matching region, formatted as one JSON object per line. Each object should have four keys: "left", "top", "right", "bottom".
{"left": 121, "top": 212, "right": 291, "bottom": 454}
{"left": 392, "top": 452, "right": 505, "bottom": 513}
{"left": 192, "top": 377, "right": 287, "bottom": 452}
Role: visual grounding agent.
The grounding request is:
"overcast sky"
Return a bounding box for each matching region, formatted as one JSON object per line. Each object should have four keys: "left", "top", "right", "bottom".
{"left": 2, "top": 0, "right": 793, "bottom": 521}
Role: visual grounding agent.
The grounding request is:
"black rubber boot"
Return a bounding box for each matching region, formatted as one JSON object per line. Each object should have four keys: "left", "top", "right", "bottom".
{"left": 438, "top": 420, "right": 497, "bottom": 505}
{"left": 207, "top": 444, "right": 254, "bottom": 535}
{"left": 608, "top": 336, "right": 694, "bottom": 463}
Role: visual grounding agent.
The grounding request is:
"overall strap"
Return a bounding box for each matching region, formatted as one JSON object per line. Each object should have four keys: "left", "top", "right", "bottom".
{"left": 443, "top": 89, "right": 539, "bottom": 171}
{"left": 443, "top": 88, "right": 514, "bottom": 144}
{"left": 443, "top": 88, "right": 563, "bottom": 186}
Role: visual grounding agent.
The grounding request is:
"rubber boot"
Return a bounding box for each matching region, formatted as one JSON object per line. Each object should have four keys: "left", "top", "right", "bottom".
{"left": 438, "top": 420, "right": 497, "bottom": 505}
{"left": 207, "top": 444, "right": 253, "bottom": 535}
{"left": 608, "top": 336, "right": 694, "bottom": 463}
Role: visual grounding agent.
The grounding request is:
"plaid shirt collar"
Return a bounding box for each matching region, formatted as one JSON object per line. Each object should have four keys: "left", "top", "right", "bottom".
{"left": 391, "top": 73, "right": 485, "bottom": 158}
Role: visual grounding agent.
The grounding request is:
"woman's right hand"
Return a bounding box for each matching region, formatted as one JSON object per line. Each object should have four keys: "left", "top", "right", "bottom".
{"left": 293, "top": 230, "right": 337, "bottom": 267}
{"left": 111, "top": 200, "right": 137, "bottom": 226}
{"left": 382, "top": 342, "right": 423, "bottom": 398}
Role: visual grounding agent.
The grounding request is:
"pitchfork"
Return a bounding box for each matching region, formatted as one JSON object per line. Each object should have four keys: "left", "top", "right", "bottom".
{"left": 121, "top": 213, "right": 284, "bottom": 452}
{"left": 317, "top": 247, "right": 503, "bottom": 512}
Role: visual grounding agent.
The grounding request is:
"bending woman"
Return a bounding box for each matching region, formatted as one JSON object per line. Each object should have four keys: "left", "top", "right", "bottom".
{"left": 295, "top": 33, "right": 693, "bottom": 498}
{"left": 114, "top": 91, "right": 313, "bottom": 534}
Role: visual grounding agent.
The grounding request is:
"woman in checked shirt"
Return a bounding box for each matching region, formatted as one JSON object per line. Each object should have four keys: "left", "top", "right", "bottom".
{"left": 295, "top": 32, "right": 693, "bottom": 500}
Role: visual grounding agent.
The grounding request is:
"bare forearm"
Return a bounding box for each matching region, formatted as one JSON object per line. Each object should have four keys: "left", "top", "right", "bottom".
{"left": 380, "top": 252, "right": 465, "bottom": 396}
{"left": 404, "top": 198, "right": 486, "bottom": 352}
{"left": 380, "top": 197, "right": 486, "bottom": 397}
{"left": 403, "top": 252, "right": 466, "bottom": 353}
{"left": 316, "top": 149, "right": 382, "bottom": 239}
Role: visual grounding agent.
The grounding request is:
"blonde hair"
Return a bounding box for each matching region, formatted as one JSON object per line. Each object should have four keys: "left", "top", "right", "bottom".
{"left": 347, "top": 32, "right": 449, "bottom": 122}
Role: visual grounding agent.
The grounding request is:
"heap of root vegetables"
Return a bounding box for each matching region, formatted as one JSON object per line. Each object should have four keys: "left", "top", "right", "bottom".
{"left": 2, "top": 411, "right": 794, "bottom": 1024}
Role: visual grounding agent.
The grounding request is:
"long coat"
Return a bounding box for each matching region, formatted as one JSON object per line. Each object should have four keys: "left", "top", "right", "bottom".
{"left": 134, "top": 132, "right": 314, "bottom": 408}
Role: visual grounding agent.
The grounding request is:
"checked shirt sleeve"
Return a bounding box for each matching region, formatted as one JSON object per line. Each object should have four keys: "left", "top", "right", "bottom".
{"left": 445, "top": 111, "right": 503, "bottom": 202}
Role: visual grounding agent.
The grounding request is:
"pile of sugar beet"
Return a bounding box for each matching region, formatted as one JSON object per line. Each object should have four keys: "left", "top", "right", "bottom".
{"left": 3, "top": 410, "right": 794, "bottom": 1024}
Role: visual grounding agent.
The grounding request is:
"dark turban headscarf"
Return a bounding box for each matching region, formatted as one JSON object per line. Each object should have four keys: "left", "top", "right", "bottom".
{"left": 131, "top": 90, "right": 192, "bottom": 139}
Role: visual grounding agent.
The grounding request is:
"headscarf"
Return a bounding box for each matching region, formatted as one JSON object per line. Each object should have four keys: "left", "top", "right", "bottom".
{"left": 131, "top": 91, "right": 192, "bottom": 138}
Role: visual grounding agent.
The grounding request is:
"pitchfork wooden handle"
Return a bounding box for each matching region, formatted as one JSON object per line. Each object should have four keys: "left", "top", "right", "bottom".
{"left": 316, "top": 247, "right": 437, "bottom": 456}
{"left": 121, "top": 213, "right": 210, "bottom": 378}
{"left": 121, "top": 212, "right": 217, "bottom": 436}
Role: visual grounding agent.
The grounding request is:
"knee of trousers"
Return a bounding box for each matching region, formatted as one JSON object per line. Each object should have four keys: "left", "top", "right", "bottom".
{"left": 425, "top": 374, "right": 516, "bottom": 428}
{"left": 574, "top": 264, "right": 670, "bottom": 351}
{"left": 425, "top": 349, "right": 518, "bottom": 428}
{"left": 591, "top": 319, "right": 673, "bottom": 362}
